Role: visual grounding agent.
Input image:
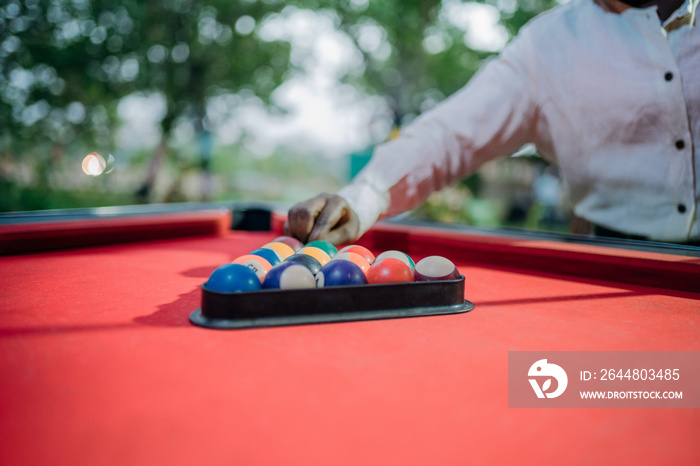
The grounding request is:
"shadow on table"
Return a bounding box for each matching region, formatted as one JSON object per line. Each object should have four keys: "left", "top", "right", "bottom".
{"left": 0, "top": 284, "right": 202, "bottom": 337}
{"left": 133, "top": 264, "right": 218, "bottom": 328}
{"left": 133, "top": 287, "right": 201, "bottom": 328}
{"left": 179, "top": 265, "right": 217, "bottom": 279}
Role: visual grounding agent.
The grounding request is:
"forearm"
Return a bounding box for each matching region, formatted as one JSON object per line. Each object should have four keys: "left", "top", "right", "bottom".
{"left": 340, "top": 41, "right": 540, "bottom": 237}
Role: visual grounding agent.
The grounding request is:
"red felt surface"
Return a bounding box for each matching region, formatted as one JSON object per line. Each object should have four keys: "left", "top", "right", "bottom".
{"left": 0, "top": 229, "right": 699, "bottom": 466}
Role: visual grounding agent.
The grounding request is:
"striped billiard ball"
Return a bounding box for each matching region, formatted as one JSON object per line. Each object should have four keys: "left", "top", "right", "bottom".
{"left": 414, "top": 256, "right": 460, "bottom": 281}
{"left": 337, "top": 245, "right": 375, "bottom": 264}
{"left": 285, "top": 253, "right": 323, "bottom": 276}
{"left": 262, "top": 262, "right": 316, "bottom": 290}
{"left": 232, "top": 254, "right": 273, "bottom": 281}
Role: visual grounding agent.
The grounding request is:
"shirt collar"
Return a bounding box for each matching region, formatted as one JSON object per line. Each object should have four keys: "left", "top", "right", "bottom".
{"left": 663, "top": 0, "right": 697, "bottom": 30}
{"left": 594, "top": 0, "right": 697, "bottom": 30}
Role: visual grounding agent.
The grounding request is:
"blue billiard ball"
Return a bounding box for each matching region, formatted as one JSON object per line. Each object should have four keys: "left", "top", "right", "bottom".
{"left": 262, "top": 262, "right": 316, "bottom": 289}
{"left": 205, "top": 263, "right": 262, "bottom": 293}
{"left": 249, "top": 248, "right": 281, "bottom": 266}
{"left": 316, "top": 260, "right": 368, "bottom": 288}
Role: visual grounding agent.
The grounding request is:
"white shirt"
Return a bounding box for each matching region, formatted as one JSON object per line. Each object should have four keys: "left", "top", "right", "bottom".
{"left": 338, "top": 0, "right": 700, "bottom": 242}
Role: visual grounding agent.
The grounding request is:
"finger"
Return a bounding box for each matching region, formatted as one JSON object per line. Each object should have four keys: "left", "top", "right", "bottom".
{"left": 287, "top": 195, "right": 330, "bottom": 243}
{"left": 324, "top": 213, "right": 360, "bottom": 246}
{"left": 309, "top": 199, "right": 360, "bottom": 245}
{"left": 308, "top": 196, "right": 349, "bottom": 242}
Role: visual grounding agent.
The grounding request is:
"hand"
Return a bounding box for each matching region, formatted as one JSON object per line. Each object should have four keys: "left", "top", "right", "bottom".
{"left": 285, "top": 193, "right": 360, "bottom": 246}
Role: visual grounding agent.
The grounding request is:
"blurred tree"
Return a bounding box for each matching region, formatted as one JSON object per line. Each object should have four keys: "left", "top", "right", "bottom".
{"left": 129, "top": 0, "right": 293, "bottom": 201}
{"left": 1, "top": 0, "right": 560, "bottom": 211}
{"left": 0, "top": 0, "right": 127, "bottom": 182}
{"left": 292, "top": 0, "right": 558, "bottom": 126}
{"left": 0, "top": 0, "right": 292, "bottom": 202}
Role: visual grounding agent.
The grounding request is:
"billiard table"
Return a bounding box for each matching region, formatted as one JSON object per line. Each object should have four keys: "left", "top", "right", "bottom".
{"left": 1, "top": 202, "right": 698, "bottom": 465}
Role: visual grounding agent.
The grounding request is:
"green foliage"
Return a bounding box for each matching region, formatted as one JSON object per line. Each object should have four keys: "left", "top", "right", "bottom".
{"left": 130, "top": 0, "right": 293, "bottom": 133}
{"left": 0, "top": 0, "right": 292, "bottom": 150}
{"left": 0, "top": 176, "right": 134, "bottom": 212}
{"left": 1, "top": 0, "right": 561, "bottom": 213}
{"left": 291, "top": 0, "right": 558, "bottom": 123}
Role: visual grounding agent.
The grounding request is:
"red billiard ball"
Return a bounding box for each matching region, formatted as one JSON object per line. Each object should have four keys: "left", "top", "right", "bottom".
{"left": 375, "top": 250, "right": 415, "bottom": 269}
{"left": 316, "top": 260, "right": 367, "bottom": 287}
{"left": 205, "top": 263, "right": 262, "bottom": 293}
{"left": 262, "top": 262, "right": 316, "bottom": 289}
{"left": 366, "top": 258, "right": 415, "bottom": 284}
{"left": 338, "top": 245, "right": 375, "bottom": 264}
{"left": 414, "top": 256, "right": 460, "bottom": 281}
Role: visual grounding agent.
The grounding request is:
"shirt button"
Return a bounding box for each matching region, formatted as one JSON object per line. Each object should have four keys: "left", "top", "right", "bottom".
{"left": 665, "top": 72, "right": 674, "bottom": 81}
{"left": 678, "top": 204, "right": 687, "bottom": 214}
{"left": 675, "top": 139, "right": 685, "bottom": 150}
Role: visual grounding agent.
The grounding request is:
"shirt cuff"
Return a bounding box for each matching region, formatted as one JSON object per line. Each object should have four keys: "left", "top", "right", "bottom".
{"left": 337, "top": 182, "right": 389, "bottom": 238}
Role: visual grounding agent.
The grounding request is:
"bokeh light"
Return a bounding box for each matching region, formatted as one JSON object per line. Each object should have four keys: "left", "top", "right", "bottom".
{"left": 82, "top": 152, "right": 107, "bottom": 176}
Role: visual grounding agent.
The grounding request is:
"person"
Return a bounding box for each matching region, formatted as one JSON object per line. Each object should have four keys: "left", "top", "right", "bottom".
{"left": 286, "top": 0, "right": 699, "bottom": 246}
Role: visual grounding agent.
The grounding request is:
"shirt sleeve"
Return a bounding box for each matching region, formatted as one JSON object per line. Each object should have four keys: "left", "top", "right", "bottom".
{"left": 338, "top": 29, "right": 541, "bottom": 237}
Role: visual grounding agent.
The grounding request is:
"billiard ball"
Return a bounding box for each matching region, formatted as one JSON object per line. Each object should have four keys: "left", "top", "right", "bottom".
{"left": 299, "top": 246, "right": 331, "bottom": 266}
{"left": 273, "top": 235, "right": 304, "bottom": 252}
{"left": 304, "top": 240, "right": 338, "bottom": 258}
{"left": 262, "top": 262, "right": 316, "bottom": 290}
{"left": 316, "top": 260, "right": 368, "bottom": 288}
{"left": 375, "top": 250, "right": 415, "bottom": 269}
{"left": 366, "top": 258, "right": 415, "bottom": 284}
{"left": 331, "top": 251, "right": 370, "bottom": 275}
{"left": 232, "top": 254, "right": 273, "bottom": 281}
{"left": 414, "top": 256, "right": 461, "bottom": 281}
{"left": 338, "top": 245, "right": 375, "bottom": 264}
{"left": 205, "top": 263, "right": 262, "bottom": 293}
{"left": 262, "top": 241, "right": 295, "bottom": 260}
{"left": 285, "top": 253, "right": 323, "bottom": 275}
{"left": 249, "top": 248, "right": 281, "bottom": 266}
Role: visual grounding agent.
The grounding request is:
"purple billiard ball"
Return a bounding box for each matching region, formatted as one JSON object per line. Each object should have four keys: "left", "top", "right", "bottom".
{"left": 414, "top": 256, "right": 461, "bottom": 281}
{"left": 316, "top": 260, "right": 368, "bottom": 288}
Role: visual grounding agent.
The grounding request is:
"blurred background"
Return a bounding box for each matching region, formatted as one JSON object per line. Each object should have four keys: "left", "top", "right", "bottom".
{"left": 0, "top": 0, "right": 572, "bottom": 233}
